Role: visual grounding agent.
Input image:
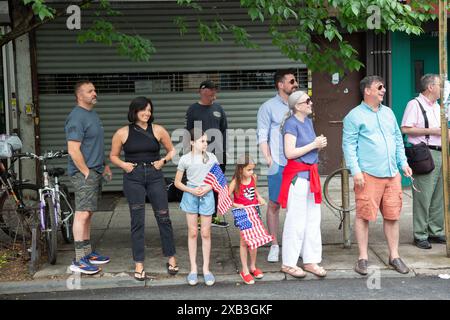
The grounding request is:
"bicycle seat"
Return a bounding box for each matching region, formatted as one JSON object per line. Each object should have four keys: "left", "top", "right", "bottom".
{"left": 48, "top": 167, "right": 65, "bottom": 177}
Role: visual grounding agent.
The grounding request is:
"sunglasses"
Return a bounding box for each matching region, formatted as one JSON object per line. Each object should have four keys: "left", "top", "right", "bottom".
{"left": 288, "top": 79, "right": 297, "bottom": 85}
{"left": 377, "top": 84, "right": 385, "bottom": 90}
{"left": 409, "top": 176, "right": 421, "bottom": 193}
{"left": 298, "top": 98, "right": 312, "bottom": 105}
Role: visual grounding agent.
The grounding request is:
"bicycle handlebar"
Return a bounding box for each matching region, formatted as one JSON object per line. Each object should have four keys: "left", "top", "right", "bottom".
{"left": 15, "top": 150, "right": 68, "bottom": 161}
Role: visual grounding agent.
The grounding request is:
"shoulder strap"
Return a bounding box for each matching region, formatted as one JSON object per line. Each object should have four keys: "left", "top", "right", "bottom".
{"left": 133, "top": 124, "right": 154, "bottom": 140}
{"left": 415, "top": 98, "right": 430, "bottom": 142}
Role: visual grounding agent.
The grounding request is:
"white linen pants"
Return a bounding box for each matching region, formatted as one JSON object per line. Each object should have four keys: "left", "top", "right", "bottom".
{"left": 282, "top": 177, "right": 322, "bottom": 266}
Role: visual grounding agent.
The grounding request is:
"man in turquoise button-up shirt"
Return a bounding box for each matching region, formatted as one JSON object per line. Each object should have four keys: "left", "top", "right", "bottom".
{"left": 343, "top": 75, "right": 412, "bottom": 276}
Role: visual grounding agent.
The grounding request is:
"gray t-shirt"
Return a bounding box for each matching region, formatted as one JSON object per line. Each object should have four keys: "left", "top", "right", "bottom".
{"left": 177, "top": 152, "right": 218, "bottom": 187}
{"left": 65, "top": 105, "right": 105, "bottom": 176}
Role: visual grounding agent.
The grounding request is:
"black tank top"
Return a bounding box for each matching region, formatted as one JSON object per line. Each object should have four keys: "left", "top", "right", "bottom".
{"left": 123, "top": 124, "right": 161, "bottom": 163}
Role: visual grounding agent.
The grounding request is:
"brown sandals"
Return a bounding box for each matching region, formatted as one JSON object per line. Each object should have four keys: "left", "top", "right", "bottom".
{"left": 280, "top": 265, "right": 306, "bottom": 278}
{"left": 303, "top": 264, "right": 327, "bottom": 277}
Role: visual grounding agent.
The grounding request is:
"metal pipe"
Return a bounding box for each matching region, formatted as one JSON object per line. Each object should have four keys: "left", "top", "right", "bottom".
{"left": 438, "top": 0, "right": 450, "bottom": 257}
{"left": 341, "top": 157, "right": 351, "bottom": 248}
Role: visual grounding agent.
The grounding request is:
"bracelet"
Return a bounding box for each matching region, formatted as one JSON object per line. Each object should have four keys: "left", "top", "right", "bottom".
{"left": 161, "top": 158, "right": 167, "bottom": 164}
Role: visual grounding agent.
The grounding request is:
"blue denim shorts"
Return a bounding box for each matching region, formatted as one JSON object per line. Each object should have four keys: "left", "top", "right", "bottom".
{"left": 180, "top": 185, "right": 215, "bottom": 216}
{"left": 268, "top": 165, "right": 285, "bottom": 203}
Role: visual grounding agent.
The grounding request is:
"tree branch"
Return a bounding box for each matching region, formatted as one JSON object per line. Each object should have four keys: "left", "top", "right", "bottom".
{"left": 0, "top": 0, "right": 94, "bottom": 47}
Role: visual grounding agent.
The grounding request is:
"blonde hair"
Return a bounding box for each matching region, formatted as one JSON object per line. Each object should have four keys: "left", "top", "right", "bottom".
{"left": 280, "top": 90, "right": 308, "bottom": 132}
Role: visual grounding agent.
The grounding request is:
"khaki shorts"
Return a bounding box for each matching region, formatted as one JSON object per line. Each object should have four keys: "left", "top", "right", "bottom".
{"left": 355, "top": 173, "right": 402, "bottom": 221}
{"left": 70, "top": 170, "right": 102, "bottom": 212}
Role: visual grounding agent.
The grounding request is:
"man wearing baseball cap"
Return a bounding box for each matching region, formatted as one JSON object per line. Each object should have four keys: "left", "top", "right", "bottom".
{"left": 185, "top": 80, "right": 229, "bottom": 227}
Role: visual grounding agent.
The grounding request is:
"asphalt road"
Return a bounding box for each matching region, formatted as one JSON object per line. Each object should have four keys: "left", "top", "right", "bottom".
{"left": 2, "top": 276, "right": 449, "bottom": 301}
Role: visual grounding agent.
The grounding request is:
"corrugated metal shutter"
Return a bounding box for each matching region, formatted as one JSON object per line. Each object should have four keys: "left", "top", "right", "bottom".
{"left": 36, "top": 1, "right": 305, "bottom": 191}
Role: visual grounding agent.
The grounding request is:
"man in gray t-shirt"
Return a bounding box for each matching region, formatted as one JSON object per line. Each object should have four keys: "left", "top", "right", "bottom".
{"left": 65, "top": 105, "right": 104, "bottom": 176}
{"left": 64, "top": 80, "right": 112, "bottom": 275}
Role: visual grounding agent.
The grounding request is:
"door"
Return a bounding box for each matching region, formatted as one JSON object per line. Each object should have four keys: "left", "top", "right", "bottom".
{"left": 410, "top": 34, "right": 439, "bottom": 95}
{"left": 312, "top": 32, "right": 365, "bottom": 174}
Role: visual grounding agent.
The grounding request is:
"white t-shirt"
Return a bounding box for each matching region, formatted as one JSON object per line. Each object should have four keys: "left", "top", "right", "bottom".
{"left": 177, "top": 152, "right": 218, "bottom": 187}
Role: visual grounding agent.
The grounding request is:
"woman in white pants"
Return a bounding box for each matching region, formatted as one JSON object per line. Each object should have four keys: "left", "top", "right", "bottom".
{"left": 277, "top": 90, "right": 328, "bottom": 278}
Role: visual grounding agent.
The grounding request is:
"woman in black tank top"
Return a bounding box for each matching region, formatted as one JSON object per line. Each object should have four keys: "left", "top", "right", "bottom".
{"left": 110, "top": 97, "right": 178, "bottom": 280}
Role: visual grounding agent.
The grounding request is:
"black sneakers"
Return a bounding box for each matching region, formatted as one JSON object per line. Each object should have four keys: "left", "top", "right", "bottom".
{"left": 428, "top": 235, "right": 446, "bottom": 244}
{"left": 211, "top": 217, "right": 229, "bottom": 228}
{"left": 414, "top": 238, "right": 432, "bottom": 249}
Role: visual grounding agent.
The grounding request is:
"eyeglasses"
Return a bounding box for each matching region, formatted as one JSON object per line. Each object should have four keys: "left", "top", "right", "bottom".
{"left": 377, "top": 84, "right": 385, "bottom": 90}
{"left": 298, "top": 98, "right": 312, "bottom": 105}
{"left": 409, "top": 176, "right": 421, "bottom": 193}
{"left": 288, "top": 79, "right": 297, "bottom": 85}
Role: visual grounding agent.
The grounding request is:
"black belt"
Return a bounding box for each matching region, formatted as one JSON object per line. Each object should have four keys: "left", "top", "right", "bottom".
{"left": 428, "top": 145, "right": 442, "bottom": 151}
{"left": 133, "top": 162, "right": 155, "bottom": 167}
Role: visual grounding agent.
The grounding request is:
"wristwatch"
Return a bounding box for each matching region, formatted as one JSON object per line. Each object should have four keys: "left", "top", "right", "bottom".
{"left": 162, "top": 158, "right": 167, "bottom": 164}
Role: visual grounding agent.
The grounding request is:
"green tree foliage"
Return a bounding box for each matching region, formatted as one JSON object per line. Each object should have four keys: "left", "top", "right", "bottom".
{"left": 177, "top": 0, "right": 438, "bottom": 75}
{"left": 0, "top": 0, "right": 440, "bottom": 73}
{"left": 2, "top": 0, "right": 155, "bottom": 61}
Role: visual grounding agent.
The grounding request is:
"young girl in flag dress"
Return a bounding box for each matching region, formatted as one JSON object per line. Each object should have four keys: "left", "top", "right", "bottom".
{"left": 175, "top": 129, "right": 218, "bottom": 286}
{"left": 229, "top": 154, "right": 267, "bottom": 285}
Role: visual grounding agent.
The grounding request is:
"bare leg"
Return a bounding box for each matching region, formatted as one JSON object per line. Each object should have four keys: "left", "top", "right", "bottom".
{"left": 200, "top": 215, "right": 212, "bottom": 275}
{"left": 383, "top": 219, "right": 400, "bottom": 260}
{"left": 73, "top": 211, "right": 91, "bottom": 242}
{"left": 249, "top": 248, "right": 257, "bottom": 271}
{"left": 266, "top": 200, "right": 281, "bottom": 245}
{"left": 355, "top": 217, "right": 369, "bottom": 260}
{"left": 240, "top": 237, "right": 249, "bottom": 274}
{"left": 186, "top": 213, "right": 198, "bottom": 274}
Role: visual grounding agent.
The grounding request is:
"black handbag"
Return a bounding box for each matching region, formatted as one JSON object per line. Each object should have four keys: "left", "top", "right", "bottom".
{"left": 404, "top": 99, "right": 435, "bottom": 175}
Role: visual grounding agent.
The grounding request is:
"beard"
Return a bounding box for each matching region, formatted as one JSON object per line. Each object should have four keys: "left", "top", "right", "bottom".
{"left": 284, "top": 87, "right": 298, "bottom": 96}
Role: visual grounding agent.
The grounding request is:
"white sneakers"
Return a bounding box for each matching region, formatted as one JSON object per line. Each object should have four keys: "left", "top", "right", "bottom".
{"left": 267, "top": 244, "right": 279, "bottom": 263}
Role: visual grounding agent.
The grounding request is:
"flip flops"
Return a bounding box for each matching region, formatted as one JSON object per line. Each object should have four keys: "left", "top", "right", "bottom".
{"left": 166, "top": 262, "right": 179, "bottom": 275}
{"left": 134, "top": 269, "right": 150, "bottom": 281}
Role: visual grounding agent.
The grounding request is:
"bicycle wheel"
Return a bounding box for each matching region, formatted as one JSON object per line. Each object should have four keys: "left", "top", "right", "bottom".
{"left": 0, "top": 183, "right": 39, "bottom": 240}
{"left": 44, "top": 195, "right": 57, "bottom": 265}
{"left": 60, "top": 184, "right": 74, "bottom": 244}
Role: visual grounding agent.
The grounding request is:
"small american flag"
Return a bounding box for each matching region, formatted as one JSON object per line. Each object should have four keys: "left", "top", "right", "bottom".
{"left": 232, "top": 206, "right": 274, "bottom": 250}
{"left": 203, "top": 163, "right": 232, "bottom": 215}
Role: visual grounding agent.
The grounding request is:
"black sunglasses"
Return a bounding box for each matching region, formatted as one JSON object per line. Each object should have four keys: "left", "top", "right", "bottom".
{"left": 298, "top": 98, "right": 312, "bottom": 105}
{"left": 288, "top": 79, "right": 297, "bottom": 85}
{"left": 377, "top": 84, "right": 385, "bottom": 90}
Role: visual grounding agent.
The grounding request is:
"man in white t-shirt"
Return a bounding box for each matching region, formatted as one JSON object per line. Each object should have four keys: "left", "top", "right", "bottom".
{"left": 401, "top": 74, "right": 449, "bottom": 249}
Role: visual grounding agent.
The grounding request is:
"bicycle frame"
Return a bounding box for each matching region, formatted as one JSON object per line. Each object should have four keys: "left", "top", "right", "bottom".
{"left": 0, "top": 160, "right": 30, "bottom": 210}
{"left": 16, "top": 151, "right": 73, "bottom": 235}
{"left": 38, "top": 158, "right": 74, "bottom": 234}
{"left": 53, "top": 174, "right": 74, "bottom": 240}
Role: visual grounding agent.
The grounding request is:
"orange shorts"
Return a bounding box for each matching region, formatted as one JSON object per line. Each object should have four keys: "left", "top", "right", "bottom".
{"left": 354, "top": 173, "right": 402, "bottom": 221}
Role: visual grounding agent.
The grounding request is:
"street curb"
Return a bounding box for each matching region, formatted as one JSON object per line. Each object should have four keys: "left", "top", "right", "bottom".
{"left": 0, "top": 268, "right": 440, "bottom": 296}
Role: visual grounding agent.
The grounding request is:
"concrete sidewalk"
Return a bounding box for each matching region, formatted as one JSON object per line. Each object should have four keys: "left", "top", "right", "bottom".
{"left": 1, "top": 178, "right": 450, "bottom": 295}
